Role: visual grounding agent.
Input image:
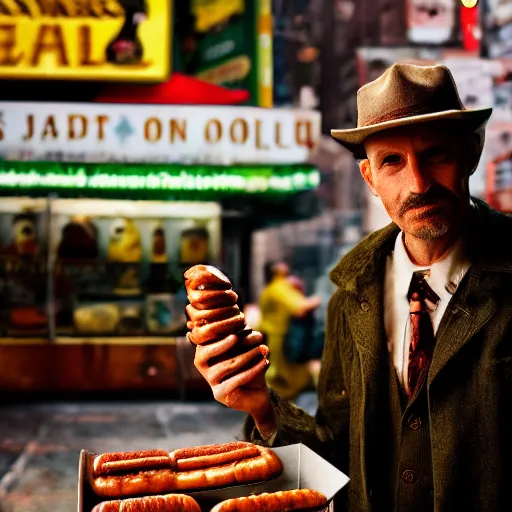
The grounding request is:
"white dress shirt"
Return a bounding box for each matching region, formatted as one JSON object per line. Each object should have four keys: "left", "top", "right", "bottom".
{"left": 383, "top": 233, "right": 471, "bottom": 395}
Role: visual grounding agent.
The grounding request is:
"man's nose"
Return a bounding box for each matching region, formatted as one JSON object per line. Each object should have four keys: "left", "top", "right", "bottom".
{"left": 406, "top": 154, "right": 430, "bottom": 194}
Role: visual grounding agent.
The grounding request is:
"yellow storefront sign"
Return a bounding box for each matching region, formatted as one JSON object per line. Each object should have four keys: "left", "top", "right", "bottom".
{"left": 0, "top": 0, "right": 171, "bottom": 81}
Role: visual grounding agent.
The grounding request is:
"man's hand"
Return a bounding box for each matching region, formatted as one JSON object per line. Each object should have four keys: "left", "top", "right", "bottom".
{"left": 194, "top": 331, "right": 277, "bottom": 438}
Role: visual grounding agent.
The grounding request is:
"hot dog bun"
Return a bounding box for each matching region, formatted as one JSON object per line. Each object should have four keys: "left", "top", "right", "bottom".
{"left": 210, "top": 489, "right": 328, "bottom": 512}
{"left": 91, "top": 494, "right": 201, "bottom": 512}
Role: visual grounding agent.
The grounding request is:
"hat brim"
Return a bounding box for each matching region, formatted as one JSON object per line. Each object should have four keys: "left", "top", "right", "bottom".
{"left": 330, "top": 107, "right": 493, "bottom": 160}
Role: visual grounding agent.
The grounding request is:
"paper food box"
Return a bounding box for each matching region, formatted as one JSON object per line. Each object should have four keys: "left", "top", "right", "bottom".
{"left": 77, "top": 443, "right": 349, "bottom": 512}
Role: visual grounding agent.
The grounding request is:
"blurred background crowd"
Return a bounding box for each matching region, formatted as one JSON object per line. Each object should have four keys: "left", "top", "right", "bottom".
{"left": 0, "top": 0, "right": 511, "bottom": 510}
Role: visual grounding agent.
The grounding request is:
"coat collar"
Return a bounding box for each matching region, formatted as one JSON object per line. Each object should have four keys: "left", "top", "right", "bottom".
{"left": 329, "top": 197, "right": 512, "bottom": 295}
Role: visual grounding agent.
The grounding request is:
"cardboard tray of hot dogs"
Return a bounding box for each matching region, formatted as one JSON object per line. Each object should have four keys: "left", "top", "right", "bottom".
{"left": 77, "top": 443, "right": 349, "bottom": 512}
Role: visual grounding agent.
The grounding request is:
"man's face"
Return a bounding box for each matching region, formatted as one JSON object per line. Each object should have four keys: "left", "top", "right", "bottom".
{"left": 359, "top": 122, "right": 471, "bottom": 240}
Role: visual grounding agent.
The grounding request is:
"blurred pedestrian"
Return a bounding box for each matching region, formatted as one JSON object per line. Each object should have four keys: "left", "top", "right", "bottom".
{"left": 285, "top": 275, "right": 324, "bottom": 387}
{"left": 258, "top": 261, "right": 320, "bottom": 400}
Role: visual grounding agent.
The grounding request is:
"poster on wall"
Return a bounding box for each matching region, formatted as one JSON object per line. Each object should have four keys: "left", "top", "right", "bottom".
{"left": 405, "top": 0, "right": 458, "bottom": 44}
{"left": 483, "top": 0, "right": 512, "bottom": 58}
{"left": 0, "top": 0, "right": 171, "bottom": 81}
{"left": 174, "top": 0, "right": 272, "bottom": 107}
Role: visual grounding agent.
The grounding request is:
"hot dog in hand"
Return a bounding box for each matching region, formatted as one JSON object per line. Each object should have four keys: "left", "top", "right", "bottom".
{"left": 185, "top": 264, "right": 277, "bottom": 440}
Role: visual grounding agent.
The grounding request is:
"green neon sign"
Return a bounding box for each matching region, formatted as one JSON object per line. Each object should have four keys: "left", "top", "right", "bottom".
{"left": 0, "top": 162, "right": 320, "bottom": 196}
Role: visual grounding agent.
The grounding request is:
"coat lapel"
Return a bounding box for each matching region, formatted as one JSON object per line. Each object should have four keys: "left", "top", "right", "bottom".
{"left": 428, "top": 197, "right": 510, "bottom": 386}
{"left": 428, "top": 266, "right": 499, "bottom": 386}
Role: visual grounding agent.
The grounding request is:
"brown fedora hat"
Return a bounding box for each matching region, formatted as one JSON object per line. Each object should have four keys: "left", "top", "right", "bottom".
{"left": 331, "top": 63, "right": 493, "bottom": 160}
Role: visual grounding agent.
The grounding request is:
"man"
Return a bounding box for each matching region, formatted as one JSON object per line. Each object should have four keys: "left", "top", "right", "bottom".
{"left": 193, "top": 63, "right": 512, "bottom": 511}
{"left": 258, "top": 262, "right": 321, "bottom": 399}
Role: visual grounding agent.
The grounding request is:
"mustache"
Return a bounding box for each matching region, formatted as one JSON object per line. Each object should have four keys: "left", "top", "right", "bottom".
{"left": 398, "top": 185, "right": 457, "bottom": 217}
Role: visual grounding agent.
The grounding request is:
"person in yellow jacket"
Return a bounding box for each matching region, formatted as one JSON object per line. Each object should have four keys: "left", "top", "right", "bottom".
{"left": 258, "top": 261, "right": 321, "bottom": 400}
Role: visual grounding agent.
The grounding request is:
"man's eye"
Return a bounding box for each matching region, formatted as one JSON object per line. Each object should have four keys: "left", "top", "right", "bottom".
{"left": 382, "top": 154, "right": 401, "bottom": 165}
{"left": 425, "top": 146, "right": 448, "bottom": 163}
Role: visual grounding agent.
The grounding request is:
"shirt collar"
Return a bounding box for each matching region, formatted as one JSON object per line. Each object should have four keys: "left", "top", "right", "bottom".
{"left": 393, "top": 232, "right": 471, "bottom": 302}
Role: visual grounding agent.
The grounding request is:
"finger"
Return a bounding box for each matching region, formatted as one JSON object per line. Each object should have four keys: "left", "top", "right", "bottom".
{"left": 209, "top": 345, "right": 269, "bottom": 386}
{"left": 216, "top": 356, "right": 270, "bottom": 398}
{"left": 239, "top": 330, "right": 263, "bottom": 347}
{"left": 207, "top": 338, "right": 266, "bottom": 368}
{"left": 194, "top": 335, "right": 239, "bottom": 371}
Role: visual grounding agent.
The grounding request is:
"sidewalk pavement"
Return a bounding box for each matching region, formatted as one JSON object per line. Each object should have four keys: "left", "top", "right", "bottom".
{"left": 0, "top": 392, "right": 318, "bottom": 512}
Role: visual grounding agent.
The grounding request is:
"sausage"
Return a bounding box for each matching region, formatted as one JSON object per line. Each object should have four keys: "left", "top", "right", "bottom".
{"left": 184, "top": 266, "right": 255, "bottom": 348}
{"left": 210, "top": 489, "right": 328, "bottom": 512}
{"left": 93, "top": 450, "right": 171, "bottom": 477}
{"left": 170, "top": 442, "right": 255, "bottom": 460}
{"left": 184, "top": 265, "right": 232, "bottom": 291}
{"left": 91, "top": 493, "right": 201, "bottom": 512}
{"left": 185, "top": 304, "right": 240, "bottom": 323}
{"left": 187, "top": 289, "right": 238, "bottom": 310}
{"left": 175, "top": 446, "right": 259, "bottom": 471}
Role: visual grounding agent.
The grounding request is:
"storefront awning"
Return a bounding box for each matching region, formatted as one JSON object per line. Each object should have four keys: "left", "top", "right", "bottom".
{"left": 94, "top": 73, "right": 250, "bottom": 105}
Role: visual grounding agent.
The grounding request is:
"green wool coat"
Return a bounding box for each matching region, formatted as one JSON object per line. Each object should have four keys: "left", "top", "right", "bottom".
{"left": 245, "top": 197, "right": 512, "bottom": 511}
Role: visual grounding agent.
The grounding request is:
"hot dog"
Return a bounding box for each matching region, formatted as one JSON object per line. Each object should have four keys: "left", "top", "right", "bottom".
{"left": 91, "top": 449, "right": 176, "bottom": 497}
{"left": 210, "top": 489, "right": 328, "bottom": 512}
{"left": 184, "top": 265, "right": 249, "bottom": 345}
{"left": 170, "top": 441, "right": 283, "bottom": 490}
{"left": 91, "top": 494, "right": 201, "bottom": 512}
{"left": 90, "top": 442, "right": 282, "bottom": 498}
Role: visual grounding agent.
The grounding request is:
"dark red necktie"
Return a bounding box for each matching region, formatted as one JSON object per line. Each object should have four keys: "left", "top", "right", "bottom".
{"left": 407, "top": 271, "right": 440, "bottom": 400}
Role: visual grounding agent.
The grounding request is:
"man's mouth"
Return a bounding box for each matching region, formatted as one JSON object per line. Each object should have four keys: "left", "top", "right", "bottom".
{"left": 409, "top": 202, "right": 448, "bottom": 217}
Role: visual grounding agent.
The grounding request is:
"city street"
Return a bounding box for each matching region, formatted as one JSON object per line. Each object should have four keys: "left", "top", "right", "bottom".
{"left": 0, "top": 393, "right": 318, "bottom": 512}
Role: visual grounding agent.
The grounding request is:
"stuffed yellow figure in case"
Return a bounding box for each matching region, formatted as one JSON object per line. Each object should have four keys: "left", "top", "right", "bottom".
{"left": 107, "top": 218, "right": 142, "bottom": 263}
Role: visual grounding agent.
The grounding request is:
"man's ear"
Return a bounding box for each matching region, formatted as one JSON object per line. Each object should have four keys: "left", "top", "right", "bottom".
{"left": 359, "top": 159, "right": 378, "bottom": 196}
{"left": 466, "top": 131, "right": 484, "bottom": 176}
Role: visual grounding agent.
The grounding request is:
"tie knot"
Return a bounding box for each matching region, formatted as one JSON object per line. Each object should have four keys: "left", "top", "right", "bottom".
{"left": 407, "top": 271, "right": 440, "bottom": 309}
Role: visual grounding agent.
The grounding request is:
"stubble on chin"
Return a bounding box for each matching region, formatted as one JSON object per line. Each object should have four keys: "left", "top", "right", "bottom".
{"left": 399, "top": 207, "right": 452, "bottom": 240}
{"left": 412, "top": 222, "right": 451, "bottom": 240}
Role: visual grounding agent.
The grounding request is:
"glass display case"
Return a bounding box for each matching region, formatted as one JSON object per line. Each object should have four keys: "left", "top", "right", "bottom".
{"left": 0, "top": 197, "right": 221, "bottom": 395}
